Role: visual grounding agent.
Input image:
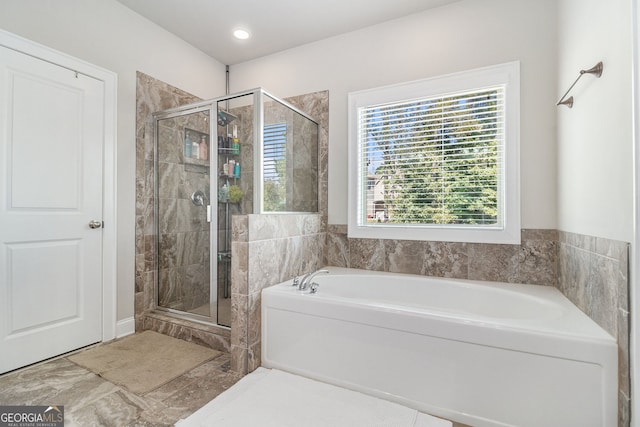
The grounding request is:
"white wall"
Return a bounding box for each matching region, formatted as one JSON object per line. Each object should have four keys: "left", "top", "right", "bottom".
{"left": 557, "top": 0, "right": 634, "bottom": 242}
{"left": 230, "top": 0, "right": 559, "bottom": 229}
{"left": 0, "top": 0, "right": 227, "bottom": 322}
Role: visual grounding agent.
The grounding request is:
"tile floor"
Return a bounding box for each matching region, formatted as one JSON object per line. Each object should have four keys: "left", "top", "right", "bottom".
{"left": 0, "top": 345, "right": 471, "bottom": 427}
{"left": 0, "top": 349, "right": 241, "bottom": 426}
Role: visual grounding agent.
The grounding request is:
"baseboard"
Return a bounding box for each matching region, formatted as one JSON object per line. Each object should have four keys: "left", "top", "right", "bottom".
{"left": 115, "top": 317, "right": 135, "bottom": 338}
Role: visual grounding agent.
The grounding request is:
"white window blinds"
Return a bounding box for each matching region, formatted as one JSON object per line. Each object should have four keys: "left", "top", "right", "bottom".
{"left": 357, "top": 86, "right": 505, "bottom": 228}
{"left": 263, "top": 122, "right": 288, "bottom": 212}
{"left": 263, "top": 123, "right": 287, "bottom": 182}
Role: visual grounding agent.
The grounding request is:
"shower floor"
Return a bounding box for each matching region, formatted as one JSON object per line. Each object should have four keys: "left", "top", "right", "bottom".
{"left": 188, "top": 303, "right": 211, "bottom": 317}
{"left": 186, "top": 296, "right": 231, "bottom": 327}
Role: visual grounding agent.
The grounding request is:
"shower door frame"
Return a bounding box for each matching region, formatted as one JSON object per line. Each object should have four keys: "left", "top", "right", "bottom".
{"left": 153, "top": 102, "right": 218, "bottom": 325}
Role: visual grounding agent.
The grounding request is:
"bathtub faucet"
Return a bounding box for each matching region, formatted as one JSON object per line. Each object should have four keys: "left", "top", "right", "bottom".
{"left": 297, "top": 269, "right": 329, "bottom": 291}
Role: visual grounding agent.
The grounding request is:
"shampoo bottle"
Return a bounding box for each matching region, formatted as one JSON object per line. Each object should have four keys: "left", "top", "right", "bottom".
{"left": 184, "top": 133, "right": 192, "bottom": 158}
{"left": 192, "top": 139, "right": 199, "bottom": 159}
{"left": 199, "top": 135, "right": 208, "bottom": 160}
{"left": 218, "top": 183, "right": 229, "bottom": 202}
{"left": 234, "top": 162, "right": 240, "bottom": 178}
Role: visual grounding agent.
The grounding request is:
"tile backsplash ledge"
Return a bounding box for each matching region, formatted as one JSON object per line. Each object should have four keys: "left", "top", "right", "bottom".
{"left": 326, "top": 226, "right": 559, "bottom": 286}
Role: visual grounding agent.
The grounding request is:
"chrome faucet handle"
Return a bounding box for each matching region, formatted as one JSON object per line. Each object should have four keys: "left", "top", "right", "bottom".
{"left": 298, "top": 271, "right": 313, "bottom": 290}
{"left": 292, "top": 276, "right": 301, "bottom": 287}
{"left": 299, "top": 269, "right": 329, "bottom": 290}
{"left": 309, "top": 283, "right": 320, "bottom": 294}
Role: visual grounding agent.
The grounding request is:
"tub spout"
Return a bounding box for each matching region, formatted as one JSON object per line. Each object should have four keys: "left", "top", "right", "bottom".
{"left": 298, "top": 269, "right": 329, "bottom": 291}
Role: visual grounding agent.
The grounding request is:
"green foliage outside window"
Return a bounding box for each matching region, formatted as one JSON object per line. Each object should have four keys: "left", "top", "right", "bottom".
{"left": 363, "top": 89, "right": 501, "bottom": 226}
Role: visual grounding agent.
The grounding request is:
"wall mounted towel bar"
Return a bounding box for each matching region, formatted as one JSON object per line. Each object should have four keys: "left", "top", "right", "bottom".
{"left": 557, "top": 61, "right": 603, "bottom": 108}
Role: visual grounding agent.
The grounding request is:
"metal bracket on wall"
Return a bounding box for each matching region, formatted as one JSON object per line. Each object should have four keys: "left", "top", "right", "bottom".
{"left": 557, "top": 61, "right": 604, "bottom": 108}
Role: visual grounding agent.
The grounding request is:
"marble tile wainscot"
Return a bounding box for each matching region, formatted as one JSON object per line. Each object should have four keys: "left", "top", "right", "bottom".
{"left": 326, "top": 226, "right": 558, "bottom": 285}
{"left": 231, "top": 214, "right": 326, "bottom": 374}
{"left": 325, "top": 225, "right": 630, "bottom": 427}
{"left": 557, "top": 231, "right": 630, "bottom": 427}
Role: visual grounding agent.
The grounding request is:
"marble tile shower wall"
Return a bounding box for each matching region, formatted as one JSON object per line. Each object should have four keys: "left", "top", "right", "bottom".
{"left": 326, "top": 225, "right": 630, "bottom": 427}
{"left": 135, "top": 72, "right": 230, "bottom": 352}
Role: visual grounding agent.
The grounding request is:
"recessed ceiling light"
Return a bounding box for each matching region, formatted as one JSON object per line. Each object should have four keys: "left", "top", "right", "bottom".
{"left": 233, "top": 29, "right": 250, "bottom": 40}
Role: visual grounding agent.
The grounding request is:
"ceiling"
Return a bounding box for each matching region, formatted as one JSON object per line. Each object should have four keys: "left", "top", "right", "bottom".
{"left": 116, "top": 0, "right": 461, "bottom": 65}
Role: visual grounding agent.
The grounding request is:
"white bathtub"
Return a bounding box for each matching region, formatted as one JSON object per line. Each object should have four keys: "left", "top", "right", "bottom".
{"left": 261, "top": 267, "right": 618, "bottom": 427}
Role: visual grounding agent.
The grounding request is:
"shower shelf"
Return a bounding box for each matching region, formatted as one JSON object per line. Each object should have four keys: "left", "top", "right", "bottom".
{"left": 184, "top": 157, "right": 209, "bottom": 166}
{"left": 218, "top": 148, "right": 239, "bottom": 155}
{"left": 184, "top": 161, "right": 209, "bottom": 175}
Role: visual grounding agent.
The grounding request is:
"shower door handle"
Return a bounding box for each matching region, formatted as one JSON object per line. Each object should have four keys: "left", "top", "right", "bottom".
{"left": 88, "top": 220, "right": 103, "bottom": 229}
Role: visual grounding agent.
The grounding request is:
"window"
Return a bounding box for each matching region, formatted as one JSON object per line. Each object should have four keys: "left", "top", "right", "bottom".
{"left": 264, "top": 123, "right": 287, "bottom": 181}
{"left": 263, "top": 123, "right": 287, "bottom": 211}
{"left": 348, "top": 62, "right": 520, "bottom": 244}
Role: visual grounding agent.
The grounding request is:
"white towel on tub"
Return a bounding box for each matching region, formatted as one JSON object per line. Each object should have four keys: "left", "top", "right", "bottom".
{"left": 176, "top": 368, "right": 451, "bottom": 427}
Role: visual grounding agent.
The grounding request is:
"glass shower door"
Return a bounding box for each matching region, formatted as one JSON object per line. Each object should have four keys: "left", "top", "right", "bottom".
{"left": 155, "top": 108, "right": 215, "bottom": 322}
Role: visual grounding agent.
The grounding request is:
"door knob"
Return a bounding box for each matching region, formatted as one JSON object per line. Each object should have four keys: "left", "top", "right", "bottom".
{"left": 89, "top": 220, "right": 103, "bottom": 229}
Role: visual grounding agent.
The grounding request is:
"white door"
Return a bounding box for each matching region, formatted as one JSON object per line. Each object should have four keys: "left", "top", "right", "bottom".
{"left": 0, "top": 45, "right": 104, "bottom": 373}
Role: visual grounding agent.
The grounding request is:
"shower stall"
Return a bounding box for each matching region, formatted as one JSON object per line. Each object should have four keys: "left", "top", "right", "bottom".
{"left": 153, "top": 89, "right": 319, "bottom": 328}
